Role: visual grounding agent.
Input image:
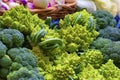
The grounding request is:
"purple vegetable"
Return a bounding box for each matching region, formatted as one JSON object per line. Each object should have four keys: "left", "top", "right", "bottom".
{"left": 25, "top": 2, "right": 34, "bottom": 9}
{"left": 20, "top": 0, "right": 27, "bottom": 5}
{"left": 0, "top": 2, "right": 10, "bottom": 10}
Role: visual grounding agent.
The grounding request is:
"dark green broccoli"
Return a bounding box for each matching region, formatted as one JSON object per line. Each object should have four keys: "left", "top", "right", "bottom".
{"left": 7, "top": 48, "right": 38, "bottom": 69}
{"left": 91, "top": 38, "right": 120, "bottom": 68}
{"left": 0, "top": 29, "right": 24, "bottom": 48}
{"left": 0, "top": 68, "right": 9, "bottom": 78}
{"left": 90, "top": 37, "right": 112, "bottom": 50}
{"left": 0, "top": 55, "right": 12, "bottom": 68}
{"left": 7, "top": 67, "right": 44, "bottom": 80}
{"left": 99, "top": 27, "right": 120, "bottom": 41}
{"left": 0, "top": 41, "right": 8, "bottom": 58}
{"left": 92, "top": 10, "right": 116, "bottom": 30}
{"left": 101, "top": 41, "right": 120, "bottom": 67}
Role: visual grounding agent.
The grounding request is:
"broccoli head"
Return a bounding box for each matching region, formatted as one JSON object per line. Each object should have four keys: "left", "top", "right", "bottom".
{"left": 90, "top": 37, "right": 112, "bottom": 50}
{"left": 99, "top": 27, "right": 120, "bottom": 41}
{"left": 7, "top": 48, "right": 38, "bottom": 69}
{"left": 92, "top": 10, "right": 116, "bottom": 30}
{"left": 7, "top": 67, "right": 44, "bottom": 80}
{"left": 0, "top": 41, "right": 8, "bottom": 58}
{"left": 0, "top": 29, "right": 24, "bottom": 48}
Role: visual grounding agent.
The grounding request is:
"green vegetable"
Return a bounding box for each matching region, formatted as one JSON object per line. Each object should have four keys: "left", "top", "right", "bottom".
{"left": 59, "top": 24, "right": 99, "bottom": 52}
{"left": 80, "top": 50, "right": 104, "bottom": 68}
{"left": 99, "top": 27, "right": 120, "bottom": 41}
{"left": 79, "top": 64, "right": 105, "bottom": 80}
{"left": 7, "top": 48, "right": 38, "bottom": 69}
{"left": 39, "top": 38, "right": 62, "bottom": 50}
{"left": 7, "top": 67, "right": 44, "bottom": 80}
{"left": 60, "top": 9, "right": 96, "bottom": 30}
{"left": 0, "top": 68, "right": 9, "bottom": 78}
{"left": 90, "top": 37, "right": 112, "bottom": 50}
{"left": 99, "top": 59, "right": 120, "bottom": 80}
{"left": 0, "top": 55, "right": 12, "bottom": 68}
{"left": 1, "top": 6, "right": 45, "bottom": 34}
{"left": 0, "top": 41, "right": 8, "bottom": 58}
{"left": 92, "top": 10, "right": 116, "bottom": 30}
{"left": 0, "top": 29, "right": 24, "bottom": 48}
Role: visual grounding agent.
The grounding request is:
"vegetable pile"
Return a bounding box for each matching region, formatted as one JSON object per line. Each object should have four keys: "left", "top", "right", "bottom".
{"left": 0, "top": 5, "right": 120, "bottom": 80}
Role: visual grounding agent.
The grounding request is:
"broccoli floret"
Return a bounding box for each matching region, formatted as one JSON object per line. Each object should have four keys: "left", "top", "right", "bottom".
{"left": 7, "top": 48, "right": 38, "bottom": 69}
{"left": 90, "top": 37, "right": 120, "bottom": 68}
{"left": 0, "top": 68, "right": 9, "bottom": 78}
{"left": 0, "top": 29, "right": 24, "bottom": 48}
{"left": 10, "top": 62, "right": 23, "bottom": 71}
{"left": 7, "top": 67, "right": 44, "bottom": 80}
{"left": 101, "top": 41, "right": 120, "bottom": 67}
{"left": 99, "top": 59, "right": 120, "bottom": 80}
{"left": 99, "top": 27, "right": 120, "bottom": 41}
{"left": 0, "top": 41, "right": 7, "bottom": 58}
{"left": 92, "top": 10, "right": 116, "bottom": 30}
{"left": 0, "top": 55, "right": 12, "bottom": 68}
{"left": 90, "top": 37, "right": 112, "bottom": 50}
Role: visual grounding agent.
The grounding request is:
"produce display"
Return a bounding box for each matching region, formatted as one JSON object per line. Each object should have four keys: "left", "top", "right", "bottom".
{"left": 0, "top": 1, "right": 120, "bottom": 80}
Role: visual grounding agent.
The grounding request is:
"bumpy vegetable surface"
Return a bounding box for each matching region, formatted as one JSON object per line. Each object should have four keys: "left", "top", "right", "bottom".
{"left": 80, "top": 50, "right": 104, "bottom": 68}
{"left": 7, "top": 67, "right": 44, "bottom": 80}
{"left": 99, "top": 27, "right": 120, "bottom": 41}
{"left": 92, "top": 10, "right": 116, "bottom": 30}
{"left": 0, "top": 29, "right": 24, "bottom": 48}
{"left": 60, "top": 9, "right": 96, "bottom": 31}
{"left": 59, "top": 24, "right": 99, "bottom": 52}
{"left": 99, "top": 59, "right": 120, "bottom": 80}
{"left": 79, "top": 64, "right": 105, "bottom": 80}
{"left": 0, "top": 6, "right": 45, "bottom": 34}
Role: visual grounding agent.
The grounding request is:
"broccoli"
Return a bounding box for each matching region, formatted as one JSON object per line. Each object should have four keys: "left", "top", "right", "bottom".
{"left": 7, "top": 48, "right": 38, "bottom": 69}
{"left": 92, "top": 10, "right": 116, "bottom": 30}
{"left": 0, "top": 29, "right": 24, "bottom": 48}
{"left": 99, "top": 27, "right": 120, "bottom": 41}
{"left": 0, "top": 55, "right": 12, "bottom": 68}
{"left": 101, "top": 41, "right": 120, "bottom": 67}
{"left": 0, "top": 68, "right": 9, "bottom": 78}
{"left": 91, "top": 37, "right": 120, "bottom": 68}
{"left": 0, "top": 41, "right": 8, "bottom": 58}
{"left": 90, "top": 37, "right": 112, "bottom": 50}
{"left": 7, "top": 67, "right": 44, "bottom": 80}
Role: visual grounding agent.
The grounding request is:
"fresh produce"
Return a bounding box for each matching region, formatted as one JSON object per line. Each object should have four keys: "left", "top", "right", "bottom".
{"left": 91, "top": 37, "right": 120, "bottom": 68}
{"left": 76, "top": 0, "right": 96, "bottom": 13}
{"left": 0, "top": 29, "right": 24, "bottom": 48}
{"left": 60, "top": 9, "right": 96, "bottom": 30}
{"left": 92, "top": 10, "right": 116, "bottom": 30}
{"left": 59, "top": 24, "right": 99, "bottom": 52}
{"left": 99, "top": 27, "right": 120, "bottom": 41}
{"left": 93, "top": 0, "right": 117, "bottom": 16}
{"left": 79, "top": 64, "right": 105, "bottom": 80}
{"left": 99, "top": 59, "right": 120, "bottom": 80}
